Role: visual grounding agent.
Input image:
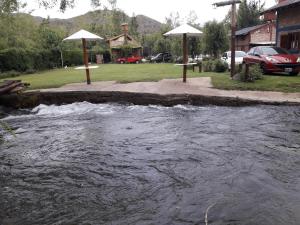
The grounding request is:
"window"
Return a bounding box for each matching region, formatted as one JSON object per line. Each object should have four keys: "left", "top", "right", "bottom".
{"left": 248, "top": 48, "right": 255, "bottom": 55}
{"left": 254, "top": 48, "right": 263, "bottom": 55}
{"left": 260, "top": 47, "right": 289, "bottom": 55}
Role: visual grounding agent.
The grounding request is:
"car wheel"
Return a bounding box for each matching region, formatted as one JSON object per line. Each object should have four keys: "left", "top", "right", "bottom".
{"left": 136, "top": 61, "right": 139, "bottom": 64}
{"left": 289, "top": 71, "right": 299, "bottom": 76}
{"left": 120, "top": 61, "right": 124, "bottom": 64}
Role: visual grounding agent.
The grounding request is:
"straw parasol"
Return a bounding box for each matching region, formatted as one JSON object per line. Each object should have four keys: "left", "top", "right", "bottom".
{"left": 63, "top": 29, "right": 103, "bottom": 85}
{"left": 164, "top": 24, "right": 202, "bottom": 82}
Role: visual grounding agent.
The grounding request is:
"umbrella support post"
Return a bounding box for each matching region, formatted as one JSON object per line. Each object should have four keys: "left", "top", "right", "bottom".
{"left": 230, "top": 3, "right": 237, "bottom": 78}
{"left": 183, "top": 33, "right": 188, "bottom": 83}
{"left": 82, "top": 38, "right": 91, "bottom": 85}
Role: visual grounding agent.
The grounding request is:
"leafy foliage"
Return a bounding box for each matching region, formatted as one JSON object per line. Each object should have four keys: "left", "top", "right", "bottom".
{"left": 202, "top": 59, "right": 228, "bottom": 73}
{"left": 0, "top": 0, "right": 20, "bottom": 15}
{"left": 248, "top": 64, "right": 264, "bottom": 80}
{"left": 235, "top": 64, "right": 264, "bottom": 82}
{"left": 0, "top": 48, "right": 61, "bottom": 72}
{"left": 37, "top": 0, "right": 102, "bottom": 12}
{"left": 129, "top": 14, "right": 139, "bottom": 37}
{"left": 237, "top": 0, "right": 265, "bottom": 29}
{"left": 202, "top": 20, "right": 229, "bottom": 58}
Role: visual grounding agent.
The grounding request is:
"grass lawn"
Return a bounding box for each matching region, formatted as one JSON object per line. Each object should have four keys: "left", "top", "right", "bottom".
{"left": 1, "top": 64, "right": 300, "bottom": 92}
{"left": 209, "top": 73, "right": 300, "bottom": 93}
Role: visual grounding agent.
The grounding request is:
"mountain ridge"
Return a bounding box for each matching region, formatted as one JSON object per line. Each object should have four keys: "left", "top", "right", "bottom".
{"left": 25, "top": 10, "right": 163, "bottom": 36}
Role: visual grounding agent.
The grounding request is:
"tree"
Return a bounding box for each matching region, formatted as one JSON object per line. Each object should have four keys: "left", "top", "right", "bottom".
{"left": 38, "top": 0, "right": 102, "bottom": 11}
{"left": 186, "top": 11, "right": 199, "bottom": 26}
{"left": 202, "top": 20, "right": 229, "bottom": 58}
{"left": 165, "top": 12, "right": 181, "bottom": 29}
{"left": 237, "top": 0, "right": 265, "bottom": 29}
{"left": 0, "top": 0, "right": 103, "bottom": 14}
{"left": 37, "top": 18, "right": 65, "bottom": 50}
{"left": 129, "top": 13, "right": 139, "bottom": 37}
{"left": 0, "top": 0, "right": 25, "bottom": 15}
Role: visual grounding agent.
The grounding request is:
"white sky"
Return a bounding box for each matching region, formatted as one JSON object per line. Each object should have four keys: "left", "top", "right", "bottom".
{"left": 24, "top": 0, "right": 276, "bottom": 25}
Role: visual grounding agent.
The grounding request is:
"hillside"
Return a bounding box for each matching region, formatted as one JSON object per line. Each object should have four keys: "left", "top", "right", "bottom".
{"left": 136, "top": 15, "right": 163, "bottom": 34}
{"left": 29, "top": 10, "right": 163, "bottom": 36}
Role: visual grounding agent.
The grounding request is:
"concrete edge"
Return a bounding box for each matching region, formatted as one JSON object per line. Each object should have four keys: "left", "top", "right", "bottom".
{"left": 0, "top": 91, "right": 299, "bottom": 109}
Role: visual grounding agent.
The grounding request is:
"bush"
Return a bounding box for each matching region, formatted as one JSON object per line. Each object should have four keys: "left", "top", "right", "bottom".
{"left": 0, "top": 48, "right": 61, "bottom": 73}
{"left": 63, "top": 50, "right": 83, "bottom": 67}
{"left": 235, "top": 64, "right": 263, "bottom": 82}
{"left": 0, "top": 70, "right": 21, "bottom": 79}
{"left": 202, "top": 59, "right": 214, "bottom": 72}
{"left": 202, "top": 59, "right": 227, "bottom": 73}
{"left": 213, "top": 59, "right": 228, "bottom": 72}
{"left": 249, "top": 64, "right": 263, "bottom": 80}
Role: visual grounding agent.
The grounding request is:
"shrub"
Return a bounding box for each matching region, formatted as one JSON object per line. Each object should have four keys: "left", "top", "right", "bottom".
{"left": 235, "top": 64, "right": 263, "bottom": 82}
{"left": 249, "top": 64, "right": 263, "bottom": 80}
{"left": 213, "top": 59, "right": 228, "bottom": 73}
{"left": 0, "top": 70, "right": 21, "bottom": 79}
{"left": 0, "top": 48, "right": 61, "bottom": 73}
{"left": 202, "top": 59, "right": 214, "bottom": 72}
{"left": 63, "top": 50, "right": 83, "bottom": 67}
{"left": 202, "top": 59, "right": 228, "bottom": 73}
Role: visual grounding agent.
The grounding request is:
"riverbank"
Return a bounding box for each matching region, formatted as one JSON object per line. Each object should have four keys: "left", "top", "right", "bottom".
{"left": 0, "top": 78, "right": 299, "bottom": 108}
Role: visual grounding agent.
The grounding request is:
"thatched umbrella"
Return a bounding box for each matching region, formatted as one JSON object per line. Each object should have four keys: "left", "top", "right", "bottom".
{"left": 63, "top": 30, "right": 103, "bottom": 85}
{"left": 164, "top": 24, "right": 202, "bottom": 82}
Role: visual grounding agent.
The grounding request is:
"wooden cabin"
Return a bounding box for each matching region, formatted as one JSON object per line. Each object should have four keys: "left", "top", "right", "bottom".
{"left": 107, "top": 23, "right": 142, "bottom": 62}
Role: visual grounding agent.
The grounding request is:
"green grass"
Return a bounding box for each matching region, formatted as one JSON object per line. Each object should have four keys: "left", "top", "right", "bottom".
{"left": 209, "top": 72, "right": 300, "bottom": 93}
{"left": 1, "top": 64, "right": 202, "bottom": 90}
{"left": 1, "top": 64, "right": 300, "bottom": 92}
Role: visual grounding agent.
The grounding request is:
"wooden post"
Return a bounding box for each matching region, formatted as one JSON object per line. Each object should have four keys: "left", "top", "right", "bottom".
{"left": 82, "top": 38, "right": 91, "bottom": 85}
{"left": 213, "top": 1, "right": 241, "bottom": 78}
{"left": 183, "top": 33, "right": 188, "bottom": 83}
{"left": 60, "top": 50, "right": 64, "bottom": 68}
{"left": 230, "top": 3, "right": 237, "bottom": 78}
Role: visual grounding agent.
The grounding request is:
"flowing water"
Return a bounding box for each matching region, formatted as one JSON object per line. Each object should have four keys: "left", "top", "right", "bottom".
{"left": 0, "top": 103, "right": 299, "bottom": 225}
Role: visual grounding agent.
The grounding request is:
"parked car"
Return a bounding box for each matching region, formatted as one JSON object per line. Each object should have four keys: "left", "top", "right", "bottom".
{"left": 175, "top": 56, "right": 194, "bottom": 64}
{"left": 288, "top": 48, "right": 300, "bottom": 57}
{"left": 150, "top": 53, "right": 172, "bottom": 63}
{"left": 243, "top": 46, "right": 300, "bottom": 75}
{"left": 221, "top": 51, "right": 246, "bottom": 69}
{"left": 117, "top": 56, "right": 142, "bottom": 64}
{"left": 194, "top": 55, "right": 204, "bottom": 62}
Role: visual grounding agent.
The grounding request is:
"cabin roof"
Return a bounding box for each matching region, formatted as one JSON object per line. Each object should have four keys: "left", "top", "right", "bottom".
{"left": 236, "top": 24, "right": 265, "bottom": 36}
{"left": 264, "top": 0, "right": 300, "bottom": 13}
{"left": 107, "top": 34, "right": 142, "bottom": 49}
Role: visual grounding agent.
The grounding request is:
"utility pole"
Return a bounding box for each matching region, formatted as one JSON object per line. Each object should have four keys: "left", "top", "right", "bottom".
{"left": 213, "top": 0, "right": 241, "bottom": 78}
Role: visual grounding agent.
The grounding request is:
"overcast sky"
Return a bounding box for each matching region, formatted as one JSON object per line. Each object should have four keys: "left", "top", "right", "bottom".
{"left": 24, "top": 0, "right": 276, "bottom": 25}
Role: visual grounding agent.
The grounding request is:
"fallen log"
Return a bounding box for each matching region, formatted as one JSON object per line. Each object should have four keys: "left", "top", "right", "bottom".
{"left": 0, "top": 80, "right": 29, "bottom": 95}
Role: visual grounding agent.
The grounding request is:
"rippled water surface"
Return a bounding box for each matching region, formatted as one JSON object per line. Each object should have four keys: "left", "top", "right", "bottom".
{"left": 0, "top": 103, "right": 300, "bottom": 225}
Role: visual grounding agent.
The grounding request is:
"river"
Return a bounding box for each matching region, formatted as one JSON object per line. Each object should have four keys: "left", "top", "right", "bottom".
{"left": 0, "top": 102, "right": 299, "bottom": 225}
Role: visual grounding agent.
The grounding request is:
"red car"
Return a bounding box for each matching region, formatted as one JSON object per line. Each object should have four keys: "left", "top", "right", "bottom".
{"left": 117, "top": 56, "right": 142, "bottom": 64}
{"left": 243, "top": 46, "right": 300, "bottom": 75}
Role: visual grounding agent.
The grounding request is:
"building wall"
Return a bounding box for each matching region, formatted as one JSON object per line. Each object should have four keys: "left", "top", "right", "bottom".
{"left": 277, "top": 4, "right": 300, "bottom": 50}
{"left": 278, "top": 6, "right": 300, "bottom": 28}
{"left": 111, "top": 48, "right": 142, "bottom": 62}
{"left": 236, "top": 35, "right": 250, "bottom": 52}
{"left": 236, "top": 23, "right": 276, "bottom": 52}
{"left": 250, "top": 23, "right": 276, "bottom": 44}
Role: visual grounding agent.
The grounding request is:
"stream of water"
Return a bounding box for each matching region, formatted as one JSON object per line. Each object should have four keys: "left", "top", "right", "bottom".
{"left": 0, "top": 103, "right": 299, "bottom": 225}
